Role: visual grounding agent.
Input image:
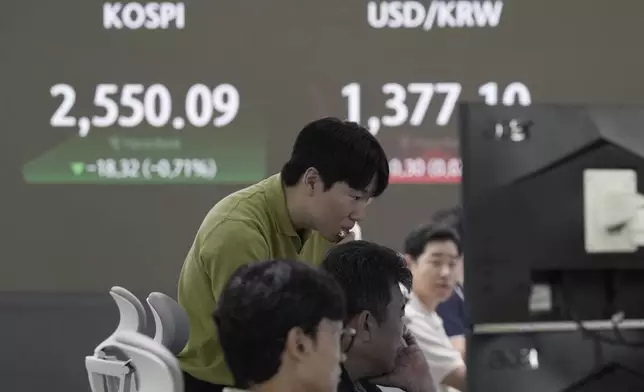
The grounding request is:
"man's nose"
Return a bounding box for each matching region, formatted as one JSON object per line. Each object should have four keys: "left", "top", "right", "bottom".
{"left": 350, "top": 203, "right": 368, "bottom": 222}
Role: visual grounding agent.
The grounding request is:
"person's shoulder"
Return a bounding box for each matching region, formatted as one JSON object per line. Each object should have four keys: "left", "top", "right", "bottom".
{"left": 441, "top": 289, "right": 463, "bottom": 305}
{"left": 404, "top": 295, "right": 433, "bottom": 320}
{"left": 407, "top": 310, "right": 443, "bottom": 333}
{"left": 212, "top": 177, "right": 276, "bottom": 219}
{"left": 405, "top": 299, "right": 445, "bottom": 333}
{"left": 436, "top": 291, "right": 463, "bottom": 315}
{"left": 198, "top": 177, "right": 278, "bottom": 238}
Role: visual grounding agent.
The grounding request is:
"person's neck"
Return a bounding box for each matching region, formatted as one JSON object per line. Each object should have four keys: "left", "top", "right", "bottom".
{"left": 283, "top": 183, "right": 311, "bottom": 231}
{"left": 250, "top": 374, "right": 300, "bottom": 392}
{"left": 343, "top": 354, "right": 374, "bottom": 381}
{"left": 413, "top": 290, "right": 441, "bottom": 313}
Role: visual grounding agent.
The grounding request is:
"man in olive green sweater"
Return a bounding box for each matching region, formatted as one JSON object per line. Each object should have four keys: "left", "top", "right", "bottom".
{"left": 177, "top": 117, "right": 390, "bottom": 392}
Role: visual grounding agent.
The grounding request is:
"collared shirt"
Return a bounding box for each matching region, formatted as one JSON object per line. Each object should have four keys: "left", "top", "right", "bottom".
{"left": 337, "top": 367, "right": 382, "bottom": 392}
{"left": 177, "top": 174, "right": 333, "bottom": 385}
{"left": 405, "top": 294, "right": 465, "bottom": 392}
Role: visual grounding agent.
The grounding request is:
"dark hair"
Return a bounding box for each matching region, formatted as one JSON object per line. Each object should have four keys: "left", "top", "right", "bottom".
{"left": 321, "top": 241, "right": 411, "bottom": 324}
{"left": 214, "top": 260, "right": 345, "bottom": 388}
{"left": 404, "top": 224, "right": 462, "bottom": 260}
{"left": 430, "top": 206, "right": 463, "bottom": 239}
{"left": 281, "top": 117, "right": 389, "bottom": 197}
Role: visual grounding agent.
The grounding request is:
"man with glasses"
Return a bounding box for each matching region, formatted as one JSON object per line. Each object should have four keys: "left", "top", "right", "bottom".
{"left": 321, "top": 241, "right": 436, "bottom": 392}
{"left": 214, "top": 259, "right": 353, "bottom": 392}
{"left": 403, "top": 226, "right": 466, "bottom": 392}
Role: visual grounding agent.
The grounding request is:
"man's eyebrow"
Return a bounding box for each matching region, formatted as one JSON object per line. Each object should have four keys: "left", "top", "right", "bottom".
{"left": 431, "top": 251, "right": 458, "bottom": 257}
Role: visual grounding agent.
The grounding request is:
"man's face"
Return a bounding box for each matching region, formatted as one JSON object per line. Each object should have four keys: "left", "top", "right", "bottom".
{"left": 309, "top": 177, "right": 375, "bottom": 242}
{"left": 351, "top": 285, "right": 407, "bottom": 377}
{"left": 296, "top": 319, "right": 344, "bottom": 392}
{"left": 409, "top": 240, "right": 460, "bottom": 303}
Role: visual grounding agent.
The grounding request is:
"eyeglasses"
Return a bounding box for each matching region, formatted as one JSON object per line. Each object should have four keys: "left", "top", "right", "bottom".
{"left": 341, "top": 327, "right": 357, "bottom": 353}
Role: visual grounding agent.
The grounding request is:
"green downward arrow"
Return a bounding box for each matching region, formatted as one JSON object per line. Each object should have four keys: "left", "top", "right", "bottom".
{"left": 70, "top": 162, "right": 85, "bottom": 176}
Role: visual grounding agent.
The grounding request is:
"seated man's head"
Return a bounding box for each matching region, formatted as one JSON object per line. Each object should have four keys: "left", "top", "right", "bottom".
{"left": 281, "top": 117, "right": 389, "bottom": 242}
{"left": 404, "top": 225, "right": 462, "bottom": 308}
{"left": 214, "top": 259, "right": 347, "bottom": 392}
{"left": 321, "top": 241, "right": 412, "bottom": 379}
{"left": 430, "top": 206, "right": 464, "bottom": 284}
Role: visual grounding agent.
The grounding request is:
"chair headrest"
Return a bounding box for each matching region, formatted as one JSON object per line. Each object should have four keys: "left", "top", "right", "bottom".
{"left": 110, "top": 286, "right": 147, "bottom": 332}
{"left": 147, "top": 292, "right": 190, "bottom": 356}
{"left": 96, "top": 287, "right": 148, "bottom": 356}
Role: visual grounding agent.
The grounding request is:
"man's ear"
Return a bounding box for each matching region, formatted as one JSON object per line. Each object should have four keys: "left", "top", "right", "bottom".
{"left": 350, "top": 310, "right": 374, "bottom": 343}
{"left": 284, "top": 326, "right": 314, "bottom": 362}
{"left": 302, "top": 167, "right": 321, "bottom": 195}
{"left": 403, "top": 254, "right": 415, "bottom": 270}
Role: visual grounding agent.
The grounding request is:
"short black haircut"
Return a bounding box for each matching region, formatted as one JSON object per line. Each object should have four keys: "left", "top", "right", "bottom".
{"left": 430, "top": 206, "right": 463, "bottom": 239}
{"left": 214, "top": 260, "right": 345, "bottom": 388}
{"left": 404, "top": 224, "right": 462, "bottom": 260}
{"left": 281, "top": 117, "right": 389, "bottom": 197}
{"left": 321, "top": 241, "right": 411, "bottom": 324}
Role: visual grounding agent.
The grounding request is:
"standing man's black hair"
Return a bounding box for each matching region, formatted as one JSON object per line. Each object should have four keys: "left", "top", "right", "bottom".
{"left": 321, "top": 240, "right": 411, "bottom": 323}
{"left": 214, "top": 259, "right": 346, "bottom": 389}
{"left": 281, "top": 117, "right": 389, "bottom": 197}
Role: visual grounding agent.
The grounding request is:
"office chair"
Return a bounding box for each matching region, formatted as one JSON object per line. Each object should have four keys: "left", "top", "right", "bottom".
{"left": 111, "top": 331, "right": 184, "bottom": 392}
{"left": 146, "top": 292, "right": 190, "bottom": 356}
{"left": 86, "top": 286, "right": 148, "bottom": 392}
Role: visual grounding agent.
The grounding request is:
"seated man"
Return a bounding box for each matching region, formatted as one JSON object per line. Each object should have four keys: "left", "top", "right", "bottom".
{"left": 403, "top": 226, "right": 466, "bottom": 392}
{"left": 430, "top": 207, "right": 467, "bottom": 359}
{"left": 214, "top": 259, "right": 349, "bottom": 392}
{"left": 321, "top": 241, "right": 435, "bottom": 392}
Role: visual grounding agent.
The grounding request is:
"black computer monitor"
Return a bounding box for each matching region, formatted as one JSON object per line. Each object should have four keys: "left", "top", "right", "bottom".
{"left": 468, "top": 330, "right": 644, "bottom": 391}
{"left": 458, "top": 103, "right": 644, "bottom": 391}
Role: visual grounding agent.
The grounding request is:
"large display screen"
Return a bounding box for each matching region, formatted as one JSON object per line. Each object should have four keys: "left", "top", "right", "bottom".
{"left": 25, "top": 82, "right": 264, "bottom": 184}
{"left": 2, "top": 0, "right": 644, "bottom": 293}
